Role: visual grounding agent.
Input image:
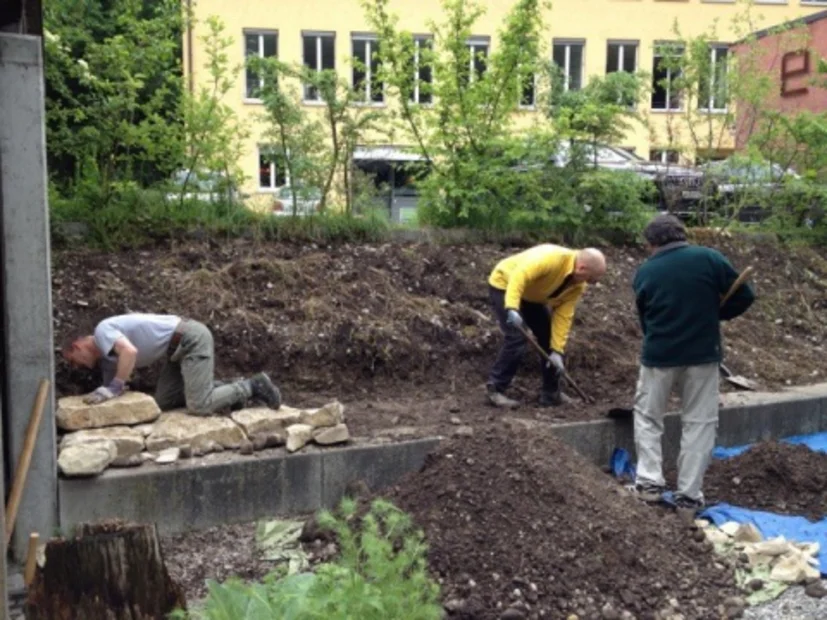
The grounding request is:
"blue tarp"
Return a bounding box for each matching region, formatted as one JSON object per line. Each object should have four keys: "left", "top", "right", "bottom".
{"left": 701, "top": 503, "right": 827, "bottom": 576}
{"left": 713, "top": 431, "right": 827, "bottom": 460}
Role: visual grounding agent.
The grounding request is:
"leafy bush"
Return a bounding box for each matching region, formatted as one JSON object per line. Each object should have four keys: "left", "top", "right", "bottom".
{"left": 175, "top": 498, "right": 442, "bottom": 620}
{"left": 50, "top": 181, "right": 391, "bottom": 248}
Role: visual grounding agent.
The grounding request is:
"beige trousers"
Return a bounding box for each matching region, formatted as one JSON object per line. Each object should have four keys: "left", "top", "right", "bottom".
{"left": 633, "top": 363, "right": 719, "bottom": 502}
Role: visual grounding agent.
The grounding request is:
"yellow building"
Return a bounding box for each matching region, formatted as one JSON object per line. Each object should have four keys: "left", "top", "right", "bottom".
{"left": 184, "top": 0, "right": 825, "bottom": 214}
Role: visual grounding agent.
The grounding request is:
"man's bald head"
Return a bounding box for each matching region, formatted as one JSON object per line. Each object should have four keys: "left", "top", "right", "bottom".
{"left": 573, "top": 248, "right": 607, "bottom": 284}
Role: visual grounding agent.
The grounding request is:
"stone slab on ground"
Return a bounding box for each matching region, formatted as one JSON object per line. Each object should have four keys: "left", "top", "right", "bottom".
{"left": 231, "top": 407, "right": 301, "bottom": 437}
{"left": 298, "top": 401, "right": 344, "bottom": 429}
{"left": 56, "top": 392, "right": 161, "bottom": 431}
{"left": 146, "top": 412, "right": 246, "bottom": 455}
{"left": 286, "top": 424, "right": 314, "bottom": 453}
{"left": 58, "top": 439, "right": 118, "bottom": 477}
{"left": 59, "top": 426, "right": 145, "bottom": 467}
{"left": 313, "top": 423, "right": 349, "bottom": 445}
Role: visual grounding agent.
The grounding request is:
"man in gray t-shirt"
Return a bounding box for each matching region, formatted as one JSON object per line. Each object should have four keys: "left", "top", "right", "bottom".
{"left": 62, "top": 313, "right": 281, "bottom": 415}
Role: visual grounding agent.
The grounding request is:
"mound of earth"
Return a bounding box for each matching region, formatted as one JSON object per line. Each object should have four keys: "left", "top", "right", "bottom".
{"left": 52, "top": 231, "right": 827, "bottom": 434}
{"left": 702, "top": 442, "right": 827, "bottom": 521}
{"left": 381, "top": 425, "right": 740, "bottom": 619}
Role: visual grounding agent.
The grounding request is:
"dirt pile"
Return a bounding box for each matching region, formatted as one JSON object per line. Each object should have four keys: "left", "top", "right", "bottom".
{"left": 382, "top": 425, "right": 739, "bottom": 619}
{"left": 52, "top": 233, "right": 827, "bottom": 431}
{"left": 703, "top": 442, "right": 827, "bottom": 521}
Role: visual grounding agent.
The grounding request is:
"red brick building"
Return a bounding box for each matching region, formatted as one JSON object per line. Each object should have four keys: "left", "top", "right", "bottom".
{"left": 733, "top": 9, "right": 827, "bottom": 150}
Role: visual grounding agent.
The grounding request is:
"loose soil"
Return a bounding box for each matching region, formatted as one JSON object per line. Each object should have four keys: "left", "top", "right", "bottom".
{"left": 53, "top": 230, "right": 827, "bottom": 438}
{"left": 376, "top": 424, "right": 739, "bottom": 619}
{"left": 701, "top": 442, "right": 827, "bottom": 521}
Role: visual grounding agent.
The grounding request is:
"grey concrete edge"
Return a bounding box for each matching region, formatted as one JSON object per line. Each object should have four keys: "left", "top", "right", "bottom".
{"left": 59, "top": 387, "right": 827, "bottom": 536}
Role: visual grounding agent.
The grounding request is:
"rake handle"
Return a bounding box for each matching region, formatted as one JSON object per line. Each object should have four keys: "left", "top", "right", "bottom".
{"left": 515, "top": 324, "right": 592, "bottom": 403}
{"left": 721, "top": 265, "right": 755, "bottom": 308}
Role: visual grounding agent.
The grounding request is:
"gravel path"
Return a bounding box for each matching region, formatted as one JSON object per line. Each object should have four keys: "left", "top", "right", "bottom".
{"left": 744, "top": 583, "right": 827, "bottom": 620}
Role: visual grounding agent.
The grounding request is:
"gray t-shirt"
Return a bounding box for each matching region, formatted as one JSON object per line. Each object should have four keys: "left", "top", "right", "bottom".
{"left": 95, "top": 314, "right": 181, "bottom": 376}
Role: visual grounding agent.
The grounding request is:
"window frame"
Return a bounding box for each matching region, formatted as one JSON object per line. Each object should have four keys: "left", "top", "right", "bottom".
{"left": 411, "top": 35, "right": 434, "bottom": 105}
{"left": 465, "top": 36, "right": 490, "bottom": 85}
{"left": 699, "top": 44, "right": 729, "bottom": 113}
{"left": 243, "top": 30, "right": 278, "bottom": 102}
{"left": 258, "top": 147, "right": 289, "bottom": 192}
{"left": 351, "top": 32, "right": 384, "bottom": 105}
{"left": 606, "top": 40, "right": 638, "bottom": 74}
{"left": 302, "top": 30, "right": 336, "bottom": 104}
{"left": 651, "top": 43, "right": 684, "bottom": 112}
{"left": 552, "top": 39, "right": 585, "bottom": 92}
{"left": 649, "top": 148, "right": 680, "bottom": 165}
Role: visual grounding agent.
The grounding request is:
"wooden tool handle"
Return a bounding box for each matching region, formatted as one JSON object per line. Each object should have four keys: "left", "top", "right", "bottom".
{"left": 720, "top": 265, "right": 755, "bottom": 308}
{"left": 515, "top": 324, "right": 592, "bottom": 403}
{"left": 24, "top": 532, "right": 40, "bottom": 587}
{"left": 6, "top": 378, "right": 50, "bottom": 545}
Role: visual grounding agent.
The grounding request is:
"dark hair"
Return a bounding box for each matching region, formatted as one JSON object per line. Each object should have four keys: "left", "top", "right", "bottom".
{"left": 643, "top": 214, "right": 687, "bottom": 247}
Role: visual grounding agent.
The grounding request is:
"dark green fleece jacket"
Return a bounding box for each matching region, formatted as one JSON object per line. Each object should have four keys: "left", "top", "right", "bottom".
{"left": 633, "top": 242, "right": 756, "bottom": 368}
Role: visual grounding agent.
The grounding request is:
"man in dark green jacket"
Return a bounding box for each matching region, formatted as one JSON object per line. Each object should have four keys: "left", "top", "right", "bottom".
{"left": 630, "top": 214, "right": 755, "bottom": 522}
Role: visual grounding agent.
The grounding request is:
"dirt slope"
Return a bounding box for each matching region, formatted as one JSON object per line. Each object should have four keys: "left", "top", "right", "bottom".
{"left": 52, "top": 231, "right": 827, "bottom": 434}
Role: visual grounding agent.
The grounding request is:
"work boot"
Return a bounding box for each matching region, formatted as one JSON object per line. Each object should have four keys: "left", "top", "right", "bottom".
{"left": 539, "top": 390, "right": 563, "bottom": 407}
{"left": 249, "top": 373, "right": 281, "bottom": 409}
{"left": 674, "top": 494, "right": 705, "bottom": 527}
{"left": 626, "top": 482, "right": 666, "bottom": 504}
{"left": 486, "top": 384, "right": 519, "bottom": 409}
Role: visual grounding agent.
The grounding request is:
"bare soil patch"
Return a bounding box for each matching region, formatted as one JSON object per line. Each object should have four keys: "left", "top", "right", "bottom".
{"left": 52, "top": 232, "right": 827, "bottom": 438}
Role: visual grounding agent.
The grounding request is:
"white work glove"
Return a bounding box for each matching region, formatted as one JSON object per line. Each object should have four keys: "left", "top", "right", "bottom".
{"left": 547, "top": 352, "right": 565, "bottom": 374}
{"left": 83, "top": 379, "right": 125, "bottom": 405}
{"left": 506, "top": 309, "right": 524, "bottom": 329}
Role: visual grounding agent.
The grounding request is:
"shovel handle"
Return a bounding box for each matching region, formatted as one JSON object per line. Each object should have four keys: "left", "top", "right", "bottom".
{"left": 514, "top": 324, "right": 592, "bottom": 403}
{"left": 721, "top": 266, "right": 754, "bottom": 308}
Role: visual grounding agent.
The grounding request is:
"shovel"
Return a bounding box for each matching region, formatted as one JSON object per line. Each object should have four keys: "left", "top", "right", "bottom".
{"left": 514, "top": 323, "right": 594, "bottom": 404}
{"left": 607, "top": 266, "right": 756, "bottom": 419}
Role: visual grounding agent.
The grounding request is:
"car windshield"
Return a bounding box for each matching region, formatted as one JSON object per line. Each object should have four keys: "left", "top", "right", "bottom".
{"left": 706, "top": 159, "right": 785, "bottom": 183}
{"left": 170, "top": 169, "right": 227, "bottom": 192}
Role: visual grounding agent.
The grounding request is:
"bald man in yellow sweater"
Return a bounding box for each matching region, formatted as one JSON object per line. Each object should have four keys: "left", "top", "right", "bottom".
{"left": 486, "top": 244, "right": 607, "bottom": 408}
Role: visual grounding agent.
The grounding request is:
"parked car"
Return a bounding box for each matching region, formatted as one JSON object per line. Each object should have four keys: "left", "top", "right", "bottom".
{"left": 700, "top": 157, "right": 800, "bottom": 222}
{"left": 552, "top": 142, "right": 716, "bottom": 220}
{"left": 269, "top": 185, "right": 323, "bottom": 216}
{"left": 165, "top": 169, "right": 246, "bottom": 204}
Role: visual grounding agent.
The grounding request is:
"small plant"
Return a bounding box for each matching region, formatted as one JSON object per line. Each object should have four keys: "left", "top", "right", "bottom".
{"left": 175, "top": 498, "right": 441, "bottom": 620}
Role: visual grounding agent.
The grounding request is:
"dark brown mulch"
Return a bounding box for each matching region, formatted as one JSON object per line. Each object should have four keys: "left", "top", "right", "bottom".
{"left": 378, "top": 424, "right": 739, "bottom": 620}
{"left": 702, "top": 441, "right": 827, "bottom": 521}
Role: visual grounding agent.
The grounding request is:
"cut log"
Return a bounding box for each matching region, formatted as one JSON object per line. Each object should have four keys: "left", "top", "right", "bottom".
{"left": 26, "top": 520, "right": 186, "bottom": 619}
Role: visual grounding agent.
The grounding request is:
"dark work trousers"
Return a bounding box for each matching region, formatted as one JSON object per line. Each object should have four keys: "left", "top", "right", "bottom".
{"left": 487, "top": 286, "right": 561, "bottom": 395}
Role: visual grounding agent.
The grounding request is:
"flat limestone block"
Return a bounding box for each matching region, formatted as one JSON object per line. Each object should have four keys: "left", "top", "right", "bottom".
{"left": 231, "top": 406, "right": 302, "bottom": 436}
{"left": 286, "top": 424, "right": 314, "bottom": 453}
{"left": 58, "top": 439, "right": 117, "bottom": 477}
{"left": 298, "top": 401, "right": 345, "bottom": 429}
{"left": 59, "top": 426, "right": 145, "bottom": 467}
{"left": 56, "top": 392, "right": 161, "bottom": 431}
{"left": 313, "top": 423, "right": 350, "bottom": 446}
{"left": 146, "top": 411, "right": 246, "bottom": 454}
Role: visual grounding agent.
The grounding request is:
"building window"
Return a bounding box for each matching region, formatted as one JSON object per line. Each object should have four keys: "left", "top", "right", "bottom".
{"left": 606, "top": 42, "right": 637, "bottom": 73}
{"left": 259, "top": 149, "right": 288, "bottom": 190}
{"left": 463, "top": 37, "right": 489, "bottom": 86}
{"left": 244, "top": 31, "right": 277, "bottom": 100}
{"left": 520, "top": 73, "right": 536, "bottom": 107}
{"left": 650, "top": 149, "right": 680, "bottom": 164}
{"left": 411, "top": 36, "right": 433, "bottom": 104}
{"left": 302, "top": 32, "right": 335, "bottom": 102}
{"left": 553, "top": 40, "right": 584, "bottom": 92}
{"left": 352, "top": 35, "right": 383, "bottom": 103}
{"left": 699, "top": 46, "right": 728, "bottom": 112}
{"left": 651, "top": 46, "right": 683, "bottom": 111}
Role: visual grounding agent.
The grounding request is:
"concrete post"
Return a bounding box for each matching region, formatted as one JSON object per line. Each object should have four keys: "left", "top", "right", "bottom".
{"left": 0, "top": 33, "right": 57, "bottom": 561}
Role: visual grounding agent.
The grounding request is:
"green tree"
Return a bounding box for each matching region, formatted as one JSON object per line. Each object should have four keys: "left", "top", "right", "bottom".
{"left": 178, "top": 14, "right": 250, "bottom": 206}
{"left": 43, "top": 0, "right": 184, "bottom": 201}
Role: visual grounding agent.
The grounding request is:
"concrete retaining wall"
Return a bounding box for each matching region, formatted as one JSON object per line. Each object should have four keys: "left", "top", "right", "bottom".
{"left": 59, "top": 385, "right": 827, "bottom": 536}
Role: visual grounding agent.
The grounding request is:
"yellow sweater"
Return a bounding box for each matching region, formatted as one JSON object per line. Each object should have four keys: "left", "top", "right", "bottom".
{"left": 488, "top": 244, "right": 587, "bottom": 353}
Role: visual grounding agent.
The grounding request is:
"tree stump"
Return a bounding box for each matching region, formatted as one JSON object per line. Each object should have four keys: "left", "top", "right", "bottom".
{"left": 26, "top": 520, "right": 186, "bottom": 619}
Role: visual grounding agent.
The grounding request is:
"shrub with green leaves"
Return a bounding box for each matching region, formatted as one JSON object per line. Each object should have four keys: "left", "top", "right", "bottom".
{"left": 174, "top": 498, "right": 441, "bottom": 620}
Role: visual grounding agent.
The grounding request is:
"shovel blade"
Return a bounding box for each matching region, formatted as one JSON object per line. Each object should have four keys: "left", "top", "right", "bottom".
{"left": 724, "top": 375, "right": 758, "bottom": 391}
